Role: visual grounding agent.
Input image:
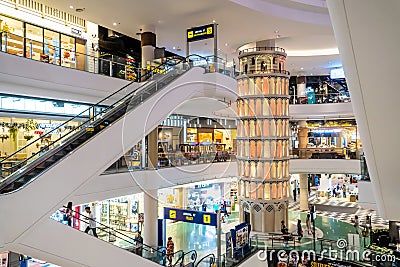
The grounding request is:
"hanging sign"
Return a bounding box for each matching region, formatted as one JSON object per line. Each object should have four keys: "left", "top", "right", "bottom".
{"left": 164, "top": 207, "right": 217, "bottom": 226}
{"left": 187, "top": 24, "right": 214, "bottom": 42}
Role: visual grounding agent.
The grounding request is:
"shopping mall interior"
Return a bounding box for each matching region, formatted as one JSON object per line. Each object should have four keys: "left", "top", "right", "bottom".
{"left": 0, "top": 0, "right": 399, "bottom": 267}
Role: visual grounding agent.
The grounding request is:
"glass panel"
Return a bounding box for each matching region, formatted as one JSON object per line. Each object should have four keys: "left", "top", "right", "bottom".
{"left": 0, "top": 16, "right": 24, "bottom": 56}
{"left": 44, "top": 29, "right": 60, "bottom": 65}
{"left": 61, "top": 34, "right": 76, "bottom": 68}
{"left": 25, "top": 24, "right": 43, "bottom": 61}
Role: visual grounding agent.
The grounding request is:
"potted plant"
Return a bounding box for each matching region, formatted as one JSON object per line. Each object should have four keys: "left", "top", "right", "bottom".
{"left": 8, "top": 124, "right": 20, "bottom": 142}
{"left": 24, "top": 119, "right": 38, "bottom": 132}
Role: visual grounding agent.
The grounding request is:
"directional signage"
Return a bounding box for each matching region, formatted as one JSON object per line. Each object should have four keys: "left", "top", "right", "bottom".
{"left": 164, "top": 207, "right": 217, "bottom": 227}
{"left": 187, "top": 24, "right": 214, "bottom": 42}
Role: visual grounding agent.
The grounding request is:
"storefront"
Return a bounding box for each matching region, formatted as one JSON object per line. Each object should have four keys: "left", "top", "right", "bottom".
{"left": 0, "top": 14, "right": 86, "bottom": 69}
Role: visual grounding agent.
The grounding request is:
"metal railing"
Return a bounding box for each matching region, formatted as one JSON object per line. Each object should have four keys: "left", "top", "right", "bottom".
{"left": 290, "top": 147, "right": 363, "bottom": 160}
{"left": 0, "top": 57, "right": 188, "bottom": 191}
{"left": 53, "top": 207, "right": 176, "bottom": 266}
{"left": 238, "top": 47, "right": 286, "bottom": 55}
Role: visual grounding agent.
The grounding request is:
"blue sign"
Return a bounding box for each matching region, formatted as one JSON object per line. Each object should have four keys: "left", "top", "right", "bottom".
{"left": 164, "top": 207, "right": 217, "bottom": 227}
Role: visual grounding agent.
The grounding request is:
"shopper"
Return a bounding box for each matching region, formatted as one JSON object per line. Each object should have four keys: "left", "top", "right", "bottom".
{"left": 306, "top": 214, "right": 312, "bottom": 235}
{"left": 202, "top": 202, "right": 207, "bottom": 212}
{"left": 293, "top": 188, "right": 297, "bottom": 202}
{"left": 64, "top": 201, "right": 73, "bottom": 227}
{"left": 84, "top": 207, "right": 98, "bottom": 238}
{"left": 134, "top": 231, "right": 143, "bottom": 256}
{"left": 166, "top": 237, "right": 174, "bottom": 266}
{"left": 297, "top": 219, "right": 303, "bottom": 241}
{"left": 281, "top": 220, "right": 288, "bottom": 234}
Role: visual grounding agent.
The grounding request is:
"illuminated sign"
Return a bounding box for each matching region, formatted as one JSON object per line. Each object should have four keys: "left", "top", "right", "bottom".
{"left": 187, "top": 24, "right": 214, "bottom": 42}
{"left": 330, "top": 67, "right": 345, "bottom": 79}
{"left": 164, "top": 207, "right": 217, "bottom": 226}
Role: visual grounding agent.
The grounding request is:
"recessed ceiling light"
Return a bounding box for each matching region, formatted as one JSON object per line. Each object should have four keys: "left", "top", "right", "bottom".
{"left": 173, "top": 46, "right": 176, "bottom": 50}
{"left": 69, "top": 5, "right": 74, "bottom": 9}
{"left": 113, "top": 22, "right": 118, "bottom": 26}
{"left": 225, "top": 43, "right": 228, "bottom": 46}
{"left": 300, "top": 67, "right": 304, "bottom": 70}
{"left": 212, "top": 20, "right": 216, "bottom": 23}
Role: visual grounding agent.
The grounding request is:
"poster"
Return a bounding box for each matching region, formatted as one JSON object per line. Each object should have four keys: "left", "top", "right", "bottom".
{"left": 235, "top": 223, "right": 249, "bottom": 249}
{"left": 0, "top": 251, "right": 8, "bottom": 267}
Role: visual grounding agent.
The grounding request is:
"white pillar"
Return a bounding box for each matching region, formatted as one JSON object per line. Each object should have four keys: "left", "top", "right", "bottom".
{"left": 143, "top": 189, "right": 158, "bottom": 247}
{"left": 141, "top": 24, "right": 156, "bottom": 69}
{"left": 299, "top": 173, "right": 309, "bottom": 211}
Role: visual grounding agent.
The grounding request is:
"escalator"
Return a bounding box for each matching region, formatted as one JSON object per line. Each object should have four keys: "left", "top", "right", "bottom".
{"left": 0, "top": 55, "right": 237, "bottom": 260}
{"left": 0, "top": 57, "right": 187, "bottom": 193}
{"left": 17, "top": 206, "right": 197, "bottom": 267}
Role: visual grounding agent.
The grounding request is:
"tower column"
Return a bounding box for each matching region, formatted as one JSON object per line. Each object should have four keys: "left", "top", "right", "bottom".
{"left": 237, "top": 41, "right": 290, "bottom": 232}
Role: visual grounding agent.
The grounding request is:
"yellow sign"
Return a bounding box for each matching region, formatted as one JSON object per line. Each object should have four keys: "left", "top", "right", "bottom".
{"left": 188, "top": 31, "right": 193, "bottom": 39}
{"left": 203, "top": 214, "right": 211, "bottom": 224}
{"left": 169, "top": 210, "right": 176, "bottom": 219}
{"left": 207, "top": 27, "right": 213, "bottom": 34}
{"left": 187, "top": 24, "right": 214, "bottom": 42}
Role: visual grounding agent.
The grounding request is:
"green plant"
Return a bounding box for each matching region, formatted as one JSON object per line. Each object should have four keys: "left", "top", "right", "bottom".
{"left": 8, "top": 125, "right": 20, "bottom": 142}
{"left": 24, "top": 134, "right": 34, "bottom": 141}
{"left": 24, "top": 119, "right": 38, "bottom": 132}
{"left": 0, "top": 133, "right": 9, "bottom": 143}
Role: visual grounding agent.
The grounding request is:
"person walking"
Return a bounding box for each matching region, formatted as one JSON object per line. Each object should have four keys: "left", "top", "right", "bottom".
{"left": 353, "top": 215, "right": 360, "bottom": 234}
{"left": 293, "top": 188, "right": 297, "bottom": 202}
{"left": 297, "top": 219, "right": 303, "bottom": 241}
{"left": 134, "top": 231, "right": 143, "bottom": 256}
{"left": 166, "top": 237, "right": 174, "bottom": 266}
{"left": 306, "top": 214, "right": 312, "bottom": 235}
{"left": 281, "top": 220, "right": 288, "bottom": 234}
{"left": 84, "top": 207, "right": 98, "bottom": 238}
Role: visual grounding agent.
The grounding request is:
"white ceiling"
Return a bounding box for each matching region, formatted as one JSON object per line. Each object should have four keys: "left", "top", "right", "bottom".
{"left": 38, "top": 0, "right": 340, "bottom": 75}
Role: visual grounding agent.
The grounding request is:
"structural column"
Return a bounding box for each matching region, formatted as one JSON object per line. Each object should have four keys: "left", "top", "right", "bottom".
{"left": 143, "top": 189, "right": 158, "bottom": 247}
{"left": 141, "top": 24, "right": 156, "bottom": 77}
{"left": 296, "top": 75, "right": 306, "bottom": 103}
{"left": 147, "top": 128, "right": 158, "bottom": 169}
{"left": 299, "top": 173, "right": 309, "bottom": 211}
{"left": 297, "top": 120, "right": 309, "bottom": 159}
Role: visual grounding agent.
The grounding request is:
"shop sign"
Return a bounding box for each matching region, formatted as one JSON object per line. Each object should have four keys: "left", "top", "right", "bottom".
{"left": 187, "top": 24, "right": 214, "bottom": 42}
{"left": 194, "top": 183, "right": 212, "bottom": 189}
{"left": 71, "top": 27, "right": 82, "bottom": 36}
{"left": 164, "top": 207, "right": 217, "bottom": 226}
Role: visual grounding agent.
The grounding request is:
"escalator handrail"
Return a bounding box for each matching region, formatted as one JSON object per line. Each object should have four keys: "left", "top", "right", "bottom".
{"left": 0, "top": 58, "right": 187, "bottom": 186}
{"left": 0, "top": 57, "right": 183, "bottom": 166}
{"left": 173, "top": 249, "right": 197, "bottom": 267}
{"left": 195, "top": 253, "right": 215, "bottom": 267}
{"left": 62, "top": 206, "right": 167, "bottom": 255}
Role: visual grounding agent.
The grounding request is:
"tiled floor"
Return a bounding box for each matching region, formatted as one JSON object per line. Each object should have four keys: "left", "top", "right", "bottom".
{"left": 289, "top": 192, "right": 388, "bottom": 229}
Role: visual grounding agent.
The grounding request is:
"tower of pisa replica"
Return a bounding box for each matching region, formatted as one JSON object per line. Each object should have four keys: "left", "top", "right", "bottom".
{"left": 236, "top": 44, "right": 290, "bottom": 232}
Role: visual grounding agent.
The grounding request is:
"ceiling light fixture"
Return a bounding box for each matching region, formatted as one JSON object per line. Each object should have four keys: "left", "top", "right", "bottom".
{"left": 75, "top": 7, "right": 85, "bottom": 12}
{"left": 113, "top": 22, "right": 118, "bottom": 26}
{"left": 225, "top": 43, "right": 228, "bottom": 46}
{"left": 173, "top": 46, "right": 176, "bottom": 50}
{"left": 69, "top": 5, "right": 73, "bottom": 9}
{"left": 212, "top": 20, "right": 216, "bottom": 23}
{"left": 300, "top": 67, "right": 304, "bottom": 70}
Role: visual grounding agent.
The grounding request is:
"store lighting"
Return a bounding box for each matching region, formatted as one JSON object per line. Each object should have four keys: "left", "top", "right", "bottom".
{"left": 69, "top": 5, "right": 73, "bottom": 9}
{"left": 113, "top": 22, "right": 117, "bottom": 26}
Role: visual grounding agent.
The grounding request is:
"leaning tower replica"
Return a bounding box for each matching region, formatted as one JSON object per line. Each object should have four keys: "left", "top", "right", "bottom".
{"left": 236, "top": 44, "right": 290, "bottom": 232}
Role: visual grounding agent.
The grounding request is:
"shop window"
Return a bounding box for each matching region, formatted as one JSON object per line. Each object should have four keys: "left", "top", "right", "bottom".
{"left": 61, "top": 34, "right": 76, "bottom": 68}
{"left": 0, "top": 16, "right": 24, "bottom": 56}
{"left": 44, "top": 29, "right": 60, "bottom": 65}
{"left": 25, "top": 24, "right": 43, "bottom": 61}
